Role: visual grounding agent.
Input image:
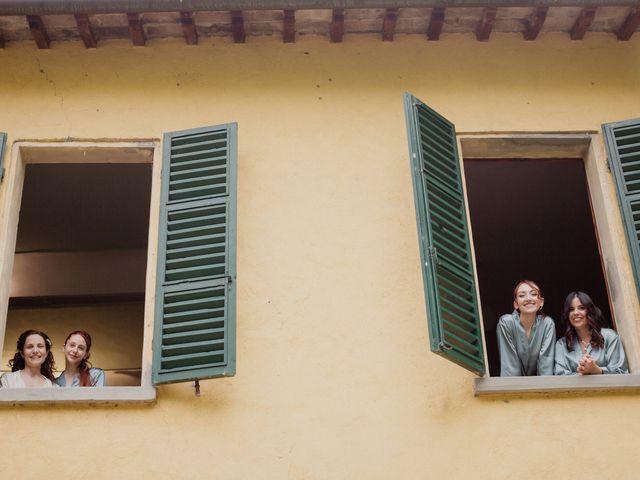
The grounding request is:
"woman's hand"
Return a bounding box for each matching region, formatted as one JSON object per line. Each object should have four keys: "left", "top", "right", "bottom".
{"left": 577, "top": 354, "right": 603, "bottom": 375}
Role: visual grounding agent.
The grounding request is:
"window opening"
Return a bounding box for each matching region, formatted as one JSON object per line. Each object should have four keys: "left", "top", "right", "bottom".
{"left": 1, "top": 163, "right": 152, "bottom": 386}
{"left": 463, "top": 158, "right": 611, "bottom": 376}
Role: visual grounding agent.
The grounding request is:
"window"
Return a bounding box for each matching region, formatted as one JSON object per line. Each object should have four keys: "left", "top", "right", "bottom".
{"left": 404, "top": 93, "right": 640, "bottom": 394}
{"left": 0, "top": 124, "right": 237, "bottom": 404}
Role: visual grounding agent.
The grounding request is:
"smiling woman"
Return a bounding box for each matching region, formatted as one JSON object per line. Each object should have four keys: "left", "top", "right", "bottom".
{"left": 55, "top": 330, "right": 105, "bottom": 387}
{"left": 0, "top": 330, "right": 57, "bottom": 388}
{"left": 496, "top": 280, "right": 557, "bottom": 377}
{"left": 554, "top": 292, "right": 629, "bottom": 375}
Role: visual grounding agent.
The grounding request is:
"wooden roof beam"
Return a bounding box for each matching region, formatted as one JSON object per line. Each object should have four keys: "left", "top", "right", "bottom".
{"left": 127, "top": 12, "right": 146, "bottom": 46}
{"left": 283, "top": 9, "right": 295, "bottom": 43}
{"left": 476, "top": 6, "right": 497, "bottom": 41}
{"left": 231, "top": 10, "right": 245, "bottom": 43}
{"left": 570, "top": 7, "right": 596, "bottom": 40}
{"left": 330, "top": 8, "right": 344, "bottom": 42}
{"left": 180, "top": 11, "right": 198, "bottom": 44}
{"left": 382, "top": 7, "right": 398, "bottom": 41}
{"left": 616, "top": 7, "right": 640, "bottom": 40}
{"left": 523, "top": 6, "right": 547, "bottom": 40}
{"left": 74, "top": 13, "right": 97, "bottom": 48}
{"left": 27, "top": 15, "right": 50, "bottom": 49}
{"left": 3, "top": 1, "right": 640, "bottom": 17}
{"left": 427, "top": 7, "right": 445, "bottom": 41}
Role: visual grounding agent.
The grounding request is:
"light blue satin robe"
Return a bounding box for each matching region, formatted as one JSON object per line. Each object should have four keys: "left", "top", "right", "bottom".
{"left": 554, "top": 328, "right": 628, "bottom": 375}
{"left": 54, "top": 368, "right": 106, "bottom": 386}
{"left": 497, "top": 312, "right": 556, "bottom": 376}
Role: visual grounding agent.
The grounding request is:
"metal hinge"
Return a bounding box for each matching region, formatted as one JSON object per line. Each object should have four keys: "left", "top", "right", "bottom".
{"left": 440, "top": 341, "right": 453, "bottom": 351}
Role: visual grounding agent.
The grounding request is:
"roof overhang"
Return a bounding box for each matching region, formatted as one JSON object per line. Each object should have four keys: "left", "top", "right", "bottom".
{"left": 0, "top": 0, "right": 638, "bottom": 16}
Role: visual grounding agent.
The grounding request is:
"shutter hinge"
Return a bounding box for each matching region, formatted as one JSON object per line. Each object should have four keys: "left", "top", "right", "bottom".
{"left": 427, "top": 246, "right": 438, "bottom": 264}
{"left": 440, "top": 341, "right": 453, "bottom": 351}
{"left": 193, "top": 380, "right": 201, "bottom": 396}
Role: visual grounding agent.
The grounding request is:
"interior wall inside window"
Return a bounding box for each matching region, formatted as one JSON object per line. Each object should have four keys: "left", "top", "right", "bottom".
{"left": 2, "top": 163, "right": 152, "bottom": 386}
{"left": 463, "top": 158, "right": 612, "bottom": 376}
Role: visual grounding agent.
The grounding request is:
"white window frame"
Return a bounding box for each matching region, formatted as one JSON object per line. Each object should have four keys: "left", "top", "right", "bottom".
{"left": 0, "top": 140, "right": 161, "bottom": 405}
{"left": 459, "top": 133, "right": 640, "bottom": 395}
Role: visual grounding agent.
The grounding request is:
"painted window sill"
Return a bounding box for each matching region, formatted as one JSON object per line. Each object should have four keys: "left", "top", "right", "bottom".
{"left": 474, "top": 374, "right": 640, "bottom": 396}
{"left": 0, "top": 386, "right": 156, "bottom": 406}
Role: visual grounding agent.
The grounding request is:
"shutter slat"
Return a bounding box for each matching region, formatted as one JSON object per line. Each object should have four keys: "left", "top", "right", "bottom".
{"left": 160, "top": 351, "right": 225, "bottom": 370}
{"left": 163, "top": 327, "right": 225, "bottom": 343}
{"left": 165, "top": 264, "right": 226, "bottom": 282}
{"left": 170, "top": 155, "right": 227, "bottom": 173}
{"left": 171, "top": 145, "right": 227, "bottom": 160}
{"left": 154, "top": 123, "right": 237, "bottom": 385}
{"left": 440, "top": 304, "right": 477, "bottom": 334}
{"left": 612, "top": 123, "right": 640, "bottom": 136}
{"left": 170, "top": 173, "right": 227, "bottom": 190}
{"left": 439, "top": 327, "right": 482, "bottom": 357}
{"left": 169, "top": 184, "right": 227, "bottom": 202}
{"left": 167, "top": 223, "right": 225, "bottom": 240}
{"left": 404, "top": 93, "right": 485, "bottom": 376}
{"left": 163, "top": 306, "right": 225, "bottom": 323}
{"left": 164, "top": 295, "right": 224, "bottom": 313}
{"left": 171, "top": 136, "right": 226, "bottom": 152}
{"left": 171, "top": 164, "right": 226, "bottom": 182}
{"left": 166, "top": 243, "right": 225, "bottom": 259}
{"left": 163, "top": 318, "right": 225, "bottom": 334}
{"left": 167, "top": 233, "right": 226, "bottom": 250}
{"left": 166, "top": 252, "right": 226, "bottom": 270}
{"left": 168, "top": 211, "right": 226, "bottom": 230}
{"left": 162, "top": 339, "right": 225, "bottom": 357}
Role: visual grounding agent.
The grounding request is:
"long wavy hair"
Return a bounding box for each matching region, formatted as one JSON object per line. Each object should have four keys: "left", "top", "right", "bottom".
{"left": 561, "top": 291, "right": 605, "bottom": 352}
{"left": 64, "top": 330, "right": 96, "bottom": 387}
{"left": 8, "top": 329, "right": 56, "bottom": 381}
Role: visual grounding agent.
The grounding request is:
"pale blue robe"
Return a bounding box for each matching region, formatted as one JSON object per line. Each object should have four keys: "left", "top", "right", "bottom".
{"left": 554, "top": 328, "right": 628, "bottom": 375}
{"left": 54, "top": 368, "right": 106, "bottom": 386}
{"left": 497, "top": 312, "right": 556, "bottom": 376}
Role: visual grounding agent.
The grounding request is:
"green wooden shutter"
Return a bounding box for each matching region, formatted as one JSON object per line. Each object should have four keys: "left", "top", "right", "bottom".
{"left": 0, "top": 132, "right": 7, "bottom": 181}
{"left": 153, "top": 123, "right": 237, "bottom": 385}
{"left": 403, "top": 93, "right": 485, "bottom": 376}
{"left": 603, "top": 118, "right": 640, "bottom": 301}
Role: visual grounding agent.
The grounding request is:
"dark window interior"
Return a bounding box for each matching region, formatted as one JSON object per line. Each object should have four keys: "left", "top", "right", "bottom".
{"left": 4, "top": 163, "right": 152, "bottom": 385}
{"left": 463, "top": 158, "right": 612, "bottom": 377}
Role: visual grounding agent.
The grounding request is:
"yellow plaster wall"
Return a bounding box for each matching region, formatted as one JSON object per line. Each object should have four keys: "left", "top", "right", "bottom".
{"left": 0, "top": 34, "right": 639, "bottom": 479}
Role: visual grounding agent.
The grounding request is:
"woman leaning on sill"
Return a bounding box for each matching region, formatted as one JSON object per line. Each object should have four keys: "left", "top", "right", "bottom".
{"left": 55, "top": 330, "right": 105, "bottom": 387}
{"left": 0, "top": 329, "right": 57, "bottom": 388}
{"left": 497, "top": 279, "right": 556, "bottom": 376}
{"left": 554, "top": 291, "right": 628, "bottom": 375}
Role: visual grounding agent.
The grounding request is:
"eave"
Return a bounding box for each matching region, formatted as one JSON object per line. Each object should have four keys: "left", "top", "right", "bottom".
{"left": 0, "top": 0, "right": 638, "bottom": 48}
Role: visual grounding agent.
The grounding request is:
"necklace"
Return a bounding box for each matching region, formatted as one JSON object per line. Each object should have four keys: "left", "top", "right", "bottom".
{"left": 580, "top": 336, "right": 591, "bottom": 352}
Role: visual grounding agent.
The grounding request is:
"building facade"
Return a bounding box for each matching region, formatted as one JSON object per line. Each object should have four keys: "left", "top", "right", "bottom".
{"left": 1, "top": 2, "right": 640, "bottom": 478}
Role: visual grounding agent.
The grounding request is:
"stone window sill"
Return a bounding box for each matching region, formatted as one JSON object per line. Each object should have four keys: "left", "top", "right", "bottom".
{"left": 0, "top": 387, "right": 156, "bottom": 406}
{"left": 474, "top": 374, "right": 640, "bottom": 396}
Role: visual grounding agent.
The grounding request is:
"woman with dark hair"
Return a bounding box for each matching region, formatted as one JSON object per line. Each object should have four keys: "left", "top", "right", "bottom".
{"left": 0, "top": 329, "right": 56, "bottom": 387}
{"left": 55, "top": 330, "right": 105, "bottom": 387}
{"left": 497, "top": 280, "right": 556, "bottom": 376}
{"left": 554, "top": 292, "right": 628, "bottom": 375}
